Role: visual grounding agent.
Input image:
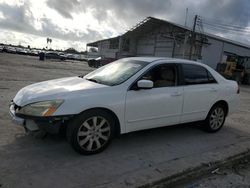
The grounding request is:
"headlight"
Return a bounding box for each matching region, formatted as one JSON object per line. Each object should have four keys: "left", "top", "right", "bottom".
{"left": 17, "top": 100, "right": 64, "bottom": 117}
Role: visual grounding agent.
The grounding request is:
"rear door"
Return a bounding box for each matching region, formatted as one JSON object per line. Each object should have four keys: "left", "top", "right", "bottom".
{"left": 180, "top": 63, "right": 219, "bottom": 123}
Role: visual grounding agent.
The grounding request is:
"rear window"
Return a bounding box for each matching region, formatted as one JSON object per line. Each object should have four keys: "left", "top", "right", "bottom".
{"left": 182, "top": 64, "right": 217, "bottom": 85}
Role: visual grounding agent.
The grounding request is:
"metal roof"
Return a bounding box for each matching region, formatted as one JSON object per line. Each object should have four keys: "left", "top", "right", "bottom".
{"left": 87, "top": 36, "right": 120, "bottom": 47}
{"left": 123, "top": 17, "right": 190, "bottom": 37}
{"left": 87, "top": 17, "right": 250, "bottom": 49}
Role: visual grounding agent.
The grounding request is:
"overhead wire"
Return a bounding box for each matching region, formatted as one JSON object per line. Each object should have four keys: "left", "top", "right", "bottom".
{"left": 197, "top": 16, "right": 250, "bottom": 35}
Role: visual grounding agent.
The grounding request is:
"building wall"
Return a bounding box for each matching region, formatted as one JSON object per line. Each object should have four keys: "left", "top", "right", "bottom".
{"left": 135, "top": 25, "right": 187, "bottom": 57}
{"left": 136, "top": 34, "right": 175, "bottom": 57}
{"left": 88, "top": 24, "right": 250, "bottom": 69}
{"left": 97, "top": 40, "right": 118, "bottom": 58}
{"left": 201, "top": 38, "right": 224, "bottom": 69}
{"left": 136, "top": 34, "right": 155, "bottom": 56}
{"left": 223, "top": 42, "right": 250, "bottom": 56}
{"left": 128, "top": 37, "right": 137, "bottom": 56}
{"left": 155, "top": 34, "right": 174, "bottom": 57}
{"left": 201, "top": 37, "right": 250, "bottom": 69}
{"left": 134, "top": 25, "right": 200, "bottom": 60}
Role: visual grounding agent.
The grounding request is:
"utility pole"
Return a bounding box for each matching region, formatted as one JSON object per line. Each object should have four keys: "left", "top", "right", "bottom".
{"left": 182, "top": 32, "right": 188, "bottom": 58}
{"left": 185, "top": 8, "right": 188, "bottom": 27}
{"left": 189, "top": 15, "right": 198, "bottom": 60}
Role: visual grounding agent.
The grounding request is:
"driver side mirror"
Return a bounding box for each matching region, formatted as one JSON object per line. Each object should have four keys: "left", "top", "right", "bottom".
{"left": 137, "top": 80, "right": 153, "bottom": 89}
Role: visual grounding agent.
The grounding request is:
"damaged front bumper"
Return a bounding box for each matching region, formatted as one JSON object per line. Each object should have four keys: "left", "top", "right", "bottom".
{"left": 9, "top": 102, "right": 73, "bottom": 134}
{"left": 9, "top": 103, "right": 25, "bottom": 125}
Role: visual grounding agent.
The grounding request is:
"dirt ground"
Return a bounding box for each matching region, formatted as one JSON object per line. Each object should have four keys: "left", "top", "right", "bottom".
{"left": 1, "top": 53, "right": 250, "bottom": 188}
{"left": 177, "top": 157, "right": 250, "bottom": 188}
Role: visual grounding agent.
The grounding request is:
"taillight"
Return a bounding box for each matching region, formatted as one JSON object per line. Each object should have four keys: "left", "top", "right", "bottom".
{"left": 237, "top": 85, "right": 240, "bottom": 94}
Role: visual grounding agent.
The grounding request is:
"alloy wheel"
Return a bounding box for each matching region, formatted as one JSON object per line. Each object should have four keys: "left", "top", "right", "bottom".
{"left": 209, "top": 107, "right": 225, "bottom": 130}
{"left": 77, "top": 116, "right": 111, "bottom": 151}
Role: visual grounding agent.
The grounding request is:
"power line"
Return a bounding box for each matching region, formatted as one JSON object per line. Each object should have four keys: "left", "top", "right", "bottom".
{"left": 201, "top": 22, "right": 250, "bottom": 34}
{"left": 200, "top": 16, "right": 250, "bottom": 30}
{"left": 196, "top": 16, "right": 250, "bottom": 36}
{"left": 200, "top": 24, "right": 250, "bottom": 36}
{"left": 201, "top": 20, "right": 250, "bottom": 32}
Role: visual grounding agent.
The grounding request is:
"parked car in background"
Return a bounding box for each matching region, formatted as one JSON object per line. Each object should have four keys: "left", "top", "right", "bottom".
{"left": 65, "top": 53, "right": 74, "bottom": 60}
{"left": 9, "top": 57, "right": 239, "bottom": 155}
{"left": 3, "top": 46, "right": 16, "bottom": 53}
{"left": 58, "top": 52, "right": 67, "bottom": 59}
{"left": 87, "top": 57, "right": 101, "bottom": 67}
{"left": 66, "top": 53, "right": 81, "bottom": 61}
{"left": 45, "top": 52, "right": 66, "bottom": 61}
{"left": 88, "top": 57, "right": 117, "bottom": 68}
{"left": 16, "top": 47, "right": 28, "bottom": 55}
{"left": 27, "top": 49, "right": 39, "bottom": 56}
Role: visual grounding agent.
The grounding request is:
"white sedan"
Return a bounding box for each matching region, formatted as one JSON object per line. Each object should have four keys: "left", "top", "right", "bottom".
{"left": 9, "top": 57, "right": 239, "bottom": 154}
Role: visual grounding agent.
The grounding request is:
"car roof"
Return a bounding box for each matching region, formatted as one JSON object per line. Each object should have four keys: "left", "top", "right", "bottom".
{"left": 123, "top": 57, "right": 206, "bottom": 66}
{"left": 123, "top": 57, "right": 171, "bottom": 62}
{"left": 123, "top": 57, "right": 226, "bottom": 83}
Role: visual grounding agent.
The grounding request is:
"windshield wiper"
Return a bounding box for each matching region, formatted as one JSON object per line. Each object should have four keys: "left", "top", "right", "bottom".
{"left": 86, "top": 78, "right": 99, "bottom": 83}
{"left": 78, "top": 75, "right": 85, "bottom": 78}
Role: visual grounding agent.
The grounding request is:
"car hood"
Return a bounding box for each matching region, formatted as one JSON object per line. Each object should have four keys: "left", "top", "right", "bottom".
{"left": 13, "top": 76, "right": 108, "bottom": 106}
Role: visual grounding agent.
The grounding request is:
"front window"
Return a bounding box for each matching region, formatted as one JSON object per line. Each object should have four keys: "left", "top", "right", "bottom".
{"left": 140, "top": 64, "right": 177, "bottom": 88}
{"left": 84, "top": 59, "right": 147, "bottom": 86}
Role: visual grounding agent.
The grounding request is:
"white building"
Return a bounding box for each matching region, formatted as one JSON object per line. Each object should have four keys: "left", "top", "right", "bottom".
{"left": 87, "top": 17, "right": 250, "bottom": 69}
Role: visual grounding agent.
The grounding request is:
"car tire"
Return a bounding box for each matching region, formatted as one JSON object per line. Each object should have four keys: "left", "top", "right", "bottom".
{"left": 67, "top": 109, "right": 115, "bottom": 155}
{"left": 203, "top": 104, "right": 226, "bottom": 133}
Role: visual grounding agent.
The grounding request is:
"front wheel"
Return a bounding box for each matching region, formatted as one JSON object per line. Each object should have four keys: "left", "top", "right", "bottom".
{"left": 67, "top": 110, "right": 115, "bottom": 155}
{"left": 203, "top": 104, "right": 226, "bottom": 133}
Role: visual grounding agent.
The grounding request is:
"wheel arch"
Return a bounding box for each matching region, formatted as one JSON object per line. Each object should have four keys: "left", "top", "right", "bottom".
{"left": 210, "top": 100, "right": 229, "bottom": 117}
{"left": 78, "top": 107, "right": 121, "bottom": 136}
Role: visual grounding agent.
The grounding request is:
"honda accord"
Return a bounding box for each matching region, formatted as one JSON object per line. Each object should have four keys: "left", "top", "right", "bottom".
{"left": 9, "top": 57, "right": 240, "bottom": 154}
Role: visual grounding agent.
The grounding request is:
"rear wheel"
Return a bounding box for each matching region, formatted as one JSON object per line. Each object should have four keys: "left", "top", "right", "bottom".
{"left": 67, "top": 109, "right": 115, "bottom": 155}
{"left": 203, "top": 104, "right": 226, "bottom": 132}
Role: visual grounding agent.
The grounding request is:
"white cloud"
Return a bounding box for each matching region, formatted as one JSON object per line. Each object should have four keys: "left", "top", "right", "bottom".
{"left": 0, "top": 11, "right": 4, "bottom": 19}
{"left": 0, "top": 0, "right": 249, "bottom": 51}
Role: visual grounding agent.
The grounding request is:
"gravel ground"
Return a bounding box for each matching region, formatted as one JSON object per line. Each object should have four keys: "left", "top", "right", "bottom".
{"left": 176, "top": 157, "right": 250, "bottom": 188}
{"left": 1, "top": 53, "right": 250, "bottom": 188}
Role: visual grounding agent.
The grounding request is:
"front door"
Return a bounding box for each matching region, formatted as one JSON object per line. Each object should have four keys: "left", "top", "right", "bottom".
{"left": 125, "top": 63, "right": 183, "bottom": 132}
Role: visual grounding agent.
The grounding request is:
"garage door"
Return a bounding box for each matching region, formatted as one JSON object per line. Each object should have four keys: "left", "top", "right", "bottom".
{"left": 155, "top": 36, "right": 174, "bottom": 57}
{"left": 136, "top": 35, "right": 174, "bottom": 57}
{"left": 136, "top": 36, "right": 155, "bottom": 56}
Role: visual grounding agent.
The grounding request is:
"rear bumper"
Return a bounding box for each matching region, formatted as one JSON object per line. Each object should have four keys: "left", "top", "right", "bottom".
{"left": 227, "top": 94, "right": 240, "bottom": 115}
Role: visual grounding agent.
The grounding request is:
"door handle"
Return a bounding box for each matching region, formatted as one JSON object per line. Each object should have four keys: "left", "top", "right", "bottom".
{"left": 171, "top": 92, "right": 182, "bottom": 97}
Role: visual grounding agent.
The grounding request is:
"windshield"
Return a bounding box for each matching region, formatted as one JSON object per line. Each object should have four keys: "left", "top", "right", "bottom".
{"left": 84, "top": 59, "right": 147, "bottom": 86}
